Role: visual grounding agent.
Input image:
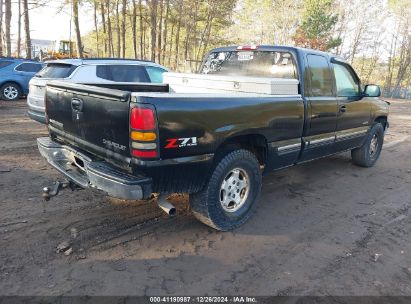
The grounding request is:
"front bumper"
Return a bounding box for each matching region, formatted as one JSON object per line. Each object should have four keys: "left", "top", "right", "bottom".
{"left": 37, "top": 137, "right": 152, "bottom": 200}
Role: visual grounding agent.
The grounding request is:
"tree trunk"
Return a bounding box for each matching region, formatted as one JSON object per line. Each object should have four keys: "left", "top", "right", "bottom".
{"left": 100, "top": 1, "right": 107, "bottom": 56}
{"left": 139, "top": 0, "right": 144, "bottom": 59}
{"left": 199, "top": 16, "right": 214, "bottom": 71}
{"left": 391, "top": 48, "right": 411, "bottom": 98}
{"left": 122, "top": 0, "right": 127, "bottom": 58}
{"left": 174, "top": 0, "right": 183, "bottom": 70}
{"left": 0, "top": 0, "right": 3, "bottom": 56}
{"left": 161, "top": 0, "right": 169, "bottom": 64}
{"left": 73, "top": 0, "right": 83, "bottom": 58}
{"left": 196, "top": 13, "right": 213, "bottom": 71}
{"left": 4, "top": 0, "right": 12, "bottom": 57}
{"left": 184, "top": 1, "right": 199, "bottom": 70}
{"left": 23, "top": 0, "right": 31, "bottom": 59}
{"left": 106, "top": 0, "right": 114, "bottom": 56}
{"left": 167, "top": 18, "right": 174, "bottom": 67}
{"left": 115, "top": 0, "right": 121, "bottom": 57}
{"left": 132, "top": 0, "right": 137, "bottom": 58}
{"left": 17, "top": 0, "right": 21, "bottom": 57}
{"left": 149, "top": 0, "right": 158, "bottom": 62}
{"left": 157, "top": 0, "right": 163, "bottom": 63}
{"left": 94, "top": 0, "right": 99, "bottom": 57}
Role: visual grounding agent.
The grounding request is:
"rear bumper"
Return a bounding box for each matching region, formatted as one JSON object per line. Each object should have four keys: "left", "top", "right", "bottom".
{"left": 27, "top": 94, "right": 46, "bottom": 124}
{"left": 37, "top": 137, "right": 152, "bottom": 200}
{"left": 28, "top": 109, "right": 47, "bottom": 124}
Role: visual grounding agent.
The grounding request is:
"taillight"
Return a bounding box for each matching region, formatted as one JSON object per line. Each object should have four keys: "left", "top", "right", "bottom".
{"left": 130, "top": 107, "right": 155, "bottom": 130}
{"left": 132, "top": 150, "right": 158, "bottom": 158}
{"left": 130, "top": 106, "right": 158, "bottom": 159}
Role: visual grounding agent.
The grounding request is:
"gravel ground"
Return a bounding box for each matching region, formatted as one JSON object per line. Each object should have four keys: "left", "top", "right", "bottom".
{"left": 0, "top": 99, "right": 410, "bottom": 296}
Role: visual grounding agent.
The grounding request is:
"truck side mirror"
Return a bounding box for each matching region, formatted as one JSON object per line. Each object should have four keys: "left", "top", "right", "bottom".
{"left": 364, "top": 84, "right": 381, "bottom": 97}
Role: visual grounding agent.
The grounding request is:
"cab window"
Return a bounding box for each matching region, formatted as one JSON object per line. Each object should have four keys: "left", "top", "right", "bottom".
{"left": 306, "top": 54, "right": 333, "bottom": 97}
{"left": 333, "top": 63, "right": 360, "bottom": 97}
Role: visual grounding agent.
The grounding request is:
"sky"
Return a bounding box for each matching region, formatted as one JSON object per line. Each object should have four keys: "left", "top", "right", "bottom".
{"left": 10, "top": 1, "right": 95, "bottom": 42}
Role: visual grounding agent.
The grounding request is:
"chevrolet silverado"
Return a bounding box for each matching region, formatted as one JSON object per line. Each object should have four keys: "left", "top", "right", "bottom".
{"left": 37, "top": 45, "right": 389, "bottom": 230}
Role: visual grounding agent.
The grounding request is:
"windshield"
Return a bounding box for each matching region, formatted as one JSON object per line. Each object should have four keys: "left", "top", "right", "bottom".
{"left": 200, "top": 51, "right": 297, "bottom": 79}
{"left": 36, "top": 63, "right": 77, "bottom": 78}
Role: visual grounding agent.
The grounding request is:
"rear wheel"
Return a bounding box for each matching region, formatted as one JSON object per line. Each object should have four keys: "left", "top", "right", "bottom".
{"left": 1, "top": 83, "right": 21, "bottom": 101}
{"left": 189, "top": 149, "right": 262, "bottom": 231}
{"left": 351, "top": 123, "right": 384, "bottom": 167}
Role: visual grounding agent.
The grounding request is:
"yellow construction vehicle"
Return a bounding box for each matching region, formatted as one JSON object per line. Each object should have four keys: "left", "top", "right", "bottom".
{"left": 42, "top": 40, "right": 90, "bottom": 60}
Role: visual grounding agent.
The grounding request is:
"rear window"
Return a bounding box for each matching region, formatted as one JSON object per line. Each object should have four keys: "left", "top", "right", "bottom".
{"left": 96, "top": 65, "right": 150, "bottom": 82}
{"left": 0, "top": 61, "right": 13, "bottom": 69}
{"left": 200, "top": 51, "right": 297, "bottom": 79}
{"left": 36, "top": 63, "right": 77, "bottom": 78}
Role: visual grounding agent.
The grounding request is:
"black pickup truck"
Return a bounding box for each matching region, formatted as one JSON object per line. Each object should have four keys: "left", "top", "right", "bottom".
{"left": 38, "top": 45, "right": 389, "bottom": 230}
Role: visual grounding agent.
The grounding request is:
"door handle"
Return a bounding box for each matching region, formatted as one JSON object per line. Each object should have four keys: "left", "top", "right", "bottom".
{"left": 71, "top": 98, "right": 83, "bottom": 112}
{"left": 339, "top": 105, "right": 346, "bottom": 113}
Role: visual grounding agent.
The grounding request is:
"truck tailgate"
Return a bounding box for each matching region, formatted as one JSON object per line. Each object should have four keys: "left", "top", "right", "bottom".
{"left": 45, "top": 82, "right": 132, "bottom": 161}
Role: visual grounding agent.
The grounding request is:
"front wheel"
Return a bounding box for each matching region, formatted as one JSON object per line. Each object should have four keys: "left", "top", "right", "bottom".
{"left": 351, "top": 123, "right": 384, "bottom": 167}
{"left": 189, "top": 149, "right": 262, "bottom": 231}
{"left": 1, "top": 83, "right": 21, "bottom": 101}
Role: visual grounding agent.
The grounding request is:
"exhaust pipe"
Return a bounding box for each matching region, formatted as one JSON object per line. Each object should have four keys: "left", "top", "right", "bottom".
{"left": 157, "top": 195, "right": 176, "bottom": 216}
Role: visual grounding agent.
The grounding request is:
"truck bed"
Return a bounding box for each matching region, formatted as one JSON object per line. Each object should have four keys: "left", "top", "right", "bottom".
{"left": 45, "top": 81, "right": 304, "bottom": 192}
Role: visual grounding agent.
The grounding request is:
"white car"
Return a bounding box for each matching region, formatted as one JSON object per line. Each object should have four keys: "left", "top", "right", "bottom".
{"left": 27, "top": 58, "right": 169, "bottom": 123}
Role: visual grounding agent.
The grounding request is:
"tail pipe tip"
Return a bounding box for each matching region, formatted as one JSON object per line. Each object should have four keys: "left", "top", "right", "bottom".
{"left": 157, "top": 195, "right": 176, "bottom": 217}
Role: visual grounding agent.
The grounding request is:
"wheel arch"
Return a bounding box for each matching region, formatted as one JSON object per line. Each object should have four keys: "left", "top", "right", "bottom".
{"left": 214, "top": 133, "right": 268, "bottom": 166}
{"left": 374, "top": 116, "right": 388, "bottom": 130}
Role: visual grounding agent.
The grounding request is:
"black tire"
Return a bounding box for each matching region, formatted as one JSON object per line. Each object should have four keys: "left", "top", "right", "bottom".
{"left": 189, "top": 149, "right": 262, "bottom": 231}
{"left": 1, "top": 82, "right": 21, "bottom": 101}
{"left": 351, "top": 123, "right": 384, "bottom": 167}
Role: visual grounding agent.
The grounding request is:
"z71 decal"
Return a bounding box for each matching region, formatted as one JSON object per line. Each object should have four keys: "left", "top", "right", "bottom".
{"left": 165, "top": 137, "right": 198, "bottom": 149}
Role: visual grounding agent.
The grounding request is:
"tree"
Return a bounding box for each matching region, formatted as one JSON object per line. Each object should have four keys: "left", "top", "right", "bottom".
{"left": 0, "top": 0, "right": 3, "bottom": 56}
{"left": 106, "top": 0, "right": 114, "bottom": 56}
{"left": 23, "top": 0, "right": 32, "bottom": 59}
{"left": 93, "top": 0, "right": 100, "bottom": 57}
{"left": 4, "top": 0, "right": 12, "bottom": 57}
{"left": 293, "top": 0, "right": 341, "bottom": 51}
{"left": 121, "top": 0, "right": 127, "bottom": 58}
{"left": 73, "top": 0, "right": 83, "bottom": 58}
{"left": 148, "top": 0, "right": 158, "bottom": 61}
{"left": 99, "top": 1, "right": 108, "bottom": 56}
{"left": 228, "top": 0, "right": 300, "bottom": 46}
{"left": 387, "top": 0, "right": 411, "bottom": 98}
{"left": 139, "top": 0, "right": 144, "bottom": 59}
{"left": 131, "top": 0, "right": 138, "bottom": 58}
{"left": 17, "top": 0, "right": 22, "bottom": 57}
{"left": 115, "top": 0, "right": 120, "bottom": 57}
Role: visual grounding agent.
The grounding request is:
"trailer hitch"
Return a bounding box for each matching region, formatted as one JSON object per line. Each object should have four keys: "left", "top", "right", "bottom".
{"left": 42, "top": 180, "right": 81, "bottom": 201}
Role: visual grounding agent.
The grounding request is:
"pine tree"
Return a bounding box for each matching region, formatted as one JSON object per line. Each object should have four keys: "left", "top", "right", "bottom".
{"left": 293, "top": 0, "right": 341, "bottom": 51}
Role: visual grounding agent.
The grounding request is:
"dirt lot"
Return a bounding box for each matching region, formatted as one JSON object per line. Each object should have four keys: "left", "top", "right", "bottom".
{"left": 0, "top": 99, "right": 410, "bottom": 296}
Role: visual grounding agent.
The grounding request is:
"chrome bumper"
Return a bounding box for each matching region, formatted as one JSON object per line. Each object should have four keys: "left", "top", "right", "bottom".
{"left": 37, "top": 137, "right": 152, "bottom": 200}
